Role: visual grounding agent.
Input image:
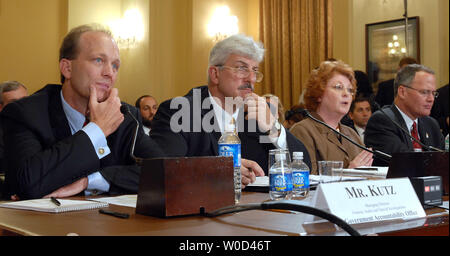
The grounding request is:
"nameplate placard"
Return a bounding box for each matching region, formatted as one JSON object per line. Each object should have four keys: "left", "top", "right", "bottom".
{"left": 305, "top": 178, "right": 426, "bottom": 225}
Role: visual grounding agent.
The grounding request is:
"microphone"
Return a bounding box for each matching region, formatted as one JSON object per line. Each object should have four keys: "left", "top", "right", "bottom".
{"left": 300, "top": 109, "right": 392, "bottom": 160}
{"left": 120, "top": 104, "right": 143, "bottom": 165}
{"left": 373, "top": 102, "right": 444, "bottom": 153}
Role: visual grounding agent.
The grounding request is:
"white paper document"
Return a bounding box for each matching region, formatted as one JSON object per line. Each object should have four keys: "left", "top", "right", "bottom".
{"left": 309, "top": 175, "right": 365, "bottom": 183}
{"left": 248, "top": 176, "right": 269, "bottom": 187}
{"left": 342, "top": 166, "right": 388, "bottom": 177}
{"left": 246, "top": 175, "right": 364, "bottom": 187}
{"left": 90, "top": 194, "right": 137, "bottom": 208}
{"left": 0, "top": 198, "right": 107, "bottom": 213}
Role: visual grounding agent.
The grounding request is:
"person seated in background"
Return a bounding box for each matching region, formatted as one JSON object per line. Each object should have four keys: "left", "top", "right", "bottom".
{"left": 0, "top": 81, "right": 28, "bottom": 111}
{"left": 430, "top": 83, "right": 449, "bottom": 137}
{"left": 340, "top": 70, "right": 377, "bottom": 127}
{"left": 1, "top": 24, "right": 164, "bottom": 200}
{"left": 375, "top": 57, "right": 417, "bottom": 108}
{"left": 289, "top": 60, "right": 373, "bottom": 174}
{"left": 348, "top": 97, "right": 372, "bottom": 142}
{"left": 0, "top": 81, "right": 29, "bottom": 199}
{"left": 365, "top": 64, "right": 445, "bottom": 166}
{"left": 283, "top": 104, "right": 306, "bottom": 129}
{"left": 135, "top": 95, "right": 158, "bottom": 135}
{"left": 354, "top": 70, "right": 373, "bottom": 99}
{"left": 151, "top": 34, "right": 311, "bottom": 183}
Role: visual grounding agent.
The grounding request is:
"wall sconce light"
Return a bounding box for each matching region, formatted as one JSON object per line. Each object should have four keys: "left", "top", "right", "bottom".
{"left": 207, "top": 6, "right": 239, "bottom": 42}
{"left": 109, "top": 8, "right": 144, "bottom": 49}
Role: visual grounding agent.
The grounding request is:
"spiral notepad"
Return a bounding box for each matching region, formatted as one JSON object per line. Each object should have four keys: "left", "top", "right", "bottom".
{"left": 0, "top": 198, "right": 108, "bottom": 213}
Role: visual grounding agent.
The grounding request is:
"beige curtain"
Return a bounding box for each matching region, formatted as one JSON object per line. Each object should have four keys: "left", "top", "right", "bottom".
{"left": 257, "top": 0, "right": 333, "bottom": 110}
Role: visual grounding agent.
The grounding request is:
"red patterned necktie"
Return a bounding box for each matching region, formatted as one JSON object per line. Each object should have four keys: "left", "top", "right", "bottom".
{"left": 411, "top": 121, "right": 422, "bottom": 150}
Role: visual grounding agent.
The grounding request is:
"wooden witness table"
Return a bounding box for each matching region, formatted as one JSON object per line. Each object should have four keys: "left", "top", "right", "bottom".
{"left": 0, "top": 192, "right": 447, "bottom": 236}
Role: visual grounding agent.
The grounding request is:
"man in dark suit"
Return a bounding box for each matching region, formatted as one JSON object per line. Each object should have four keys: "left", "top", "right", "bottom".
{"left": 1, "top": 24, "right": 164, "bottom": 200}
{"left": 151, "top": 34, "right": 311, "bottom": 186}
{"left": 0, "top": 81, "right": 29, "bottom": 199}
{"left": 135, "top": 95, "right": 158, "bottom": 135}
{"left": 348, "top": 97, "right": 372, "bottom": 142}
{"left": 430, "top": 84, "right": 449, "bottom": 136}
{"left": 365, "top": 64, "right": 445, "bottom": 166}
{"left": 375, "top": 57, "right": 417, "bottom": 107}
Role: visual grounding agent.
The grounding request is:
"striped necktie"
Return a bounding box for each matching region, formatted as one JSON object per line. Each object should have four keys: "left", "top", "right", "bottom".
{"left": 411, "top": 121, "right": 422, "bottom": 150}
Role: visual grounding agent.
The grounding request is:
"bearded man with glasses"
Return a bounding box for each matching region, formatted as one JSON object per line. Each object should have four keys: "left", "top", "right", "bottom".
{"left": 365, "top": 64, "right": 445, "bottom": 166}
{"left": 150, "top": 34, "right": 311, "bottom": 186}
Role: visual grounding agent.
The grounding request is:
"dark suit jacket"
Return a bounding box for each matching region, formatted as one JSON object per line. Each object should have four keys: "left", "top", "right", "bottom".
{"left": 1, "top": 84, "right": 164, "bottom": 199}
{"left": 430, "top": 84, "right": 449, "bottom": 136}
{"left": 375, "top": 79, "right": 394, "bottom": 107}
{"left": 0, "top": 119, "right": 5, "bottom": 174}
{"left": 150, "top": 86, "right": 311, "bottom": 175}
{"left": 364, "top": 104, "right": 445, "bottom": 166}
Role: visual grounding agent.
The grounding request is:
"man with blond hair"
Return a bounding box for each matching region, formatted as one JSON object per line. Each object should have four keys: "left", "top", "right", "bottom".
{"left": 1, "top": 24, "right": 163, "bottom": 200}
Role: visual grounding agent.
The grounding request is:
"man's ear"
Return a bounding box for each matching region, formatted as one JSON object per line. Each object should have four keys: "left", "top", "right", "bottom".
{"left": 208, "top": 66, "right": 220, "bottom": 84}
{"left": 60, "top": 59, "right": 72, "bottom": 82}
{"left": 397, "top": 85, "right": 406, "bottom": 99}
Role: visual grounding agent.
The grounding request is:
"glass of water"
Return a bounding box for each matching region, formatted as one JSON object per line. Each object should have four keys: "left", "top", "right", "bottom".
{"left": 317, "top": 160, "right": 343, "bottom": 183}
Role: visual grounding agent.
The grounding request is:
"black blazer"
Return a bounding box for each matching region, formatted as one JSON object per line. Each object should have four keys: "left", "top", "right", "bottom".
{"left": 375, "top": 79, "right": 395, "bottom": 108}
{"left": 364, "top": 104, "right": 445, "bottom": 166}
{"left": 1, "top": 84, "right": 164, "bottom": 199}
{"left": 150, "top": 86, "right": 311, "bottom": 175}
{"left": 430, "top": 84, "right": 449, "bottom": 136}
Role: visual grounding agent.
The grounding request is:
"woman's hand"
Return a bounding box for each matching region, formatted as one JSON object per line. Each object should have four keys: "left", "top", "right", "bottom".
{"left": 348, "top": 149, "right": 373, "bottom": 168}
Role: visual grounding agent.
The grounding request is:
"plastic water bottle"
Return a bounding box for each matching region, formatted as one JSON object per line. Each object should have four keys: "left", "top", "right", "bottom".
{"left": 269, "top": 152, "right": 292, "bottom": 200}
{"left": 290, "top": 152, "right": 310, "bottom": 198}
{"left": 218, "top": 119, "right": 241, "bottom": 204}
{"left": 445, "top": 134, "right": 449, "bottom": 152}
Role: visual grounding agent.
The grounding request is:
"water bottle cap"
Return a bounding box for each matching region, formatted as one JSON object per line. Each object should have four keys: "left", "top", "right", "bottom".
{"left": 225, "top": 118, "right": 237, "bottom": 132}
{"left": 293, "top": 151, "right": 303, "bottom": 159}
{"left": 275, "top": 153, "right": 286, "bottom": 161}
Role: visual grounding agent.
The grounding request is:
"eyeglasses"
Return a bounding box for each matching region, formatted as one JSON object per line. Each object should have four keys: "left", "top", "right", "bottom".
{"left": 329, "top": 83, "right": 355, "bottom": 95}
{"left": 217, "top": 65, "right": 264, "bottom": 83}
{"left": 401, "top": 85, "right": 439, "bottom": 98}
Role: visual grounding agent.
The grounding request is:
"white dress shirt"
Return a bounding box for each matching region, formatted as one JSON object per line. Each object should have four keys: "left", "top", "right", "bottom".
{"left": 354, "top": 124, "right": 365, "bottom": 142}
{"left": 143, "top": 126, "right": 150, "bottom": 136}
{"left": 395, "top": 104, "right": 420, "bottom": 139}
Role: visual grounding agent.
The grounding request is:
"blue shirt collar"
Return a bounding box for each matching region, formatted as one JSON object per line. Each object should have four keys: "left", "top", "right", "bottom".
{"left": 60, "top": 91, "right": 88, "bottom": 134}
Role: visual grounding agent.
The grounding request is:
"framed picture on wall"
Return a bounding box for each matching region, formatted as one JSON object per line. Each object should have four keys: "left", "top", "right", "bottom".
{"left": 365, "top": 16, "right": 420, "bottom": 91}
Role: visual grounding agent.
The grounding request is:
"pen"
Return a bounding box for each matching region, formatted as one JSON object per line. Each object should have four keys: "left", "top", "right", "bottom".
{"left": 99, "top": 209, "right": 130, "bottom": 219}
{"left": 354, "top": 167, "right": 378, "bottom": 171}
{"left": 50, "top": 197, "right": 61, "bottom": 206}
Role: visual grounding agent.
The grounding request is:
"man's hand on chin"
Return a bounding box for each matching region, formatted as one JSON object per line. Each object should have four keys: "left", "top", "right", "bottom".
{"left": 244, "top": 93, "right": 277, "bottom": 134}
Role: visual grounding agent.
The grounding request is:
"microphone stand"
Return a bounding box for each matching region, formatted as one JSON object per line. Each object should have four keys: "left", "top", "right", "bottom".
{"left": 205, "top": 201, "right": 361, "bottom": 236}
{"left": 120, "top": 105, "right": 144, "bottom": 166}
{"left": 301, "top": 110, "right": 392, "bottom": 160}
